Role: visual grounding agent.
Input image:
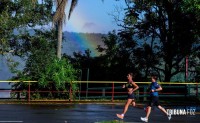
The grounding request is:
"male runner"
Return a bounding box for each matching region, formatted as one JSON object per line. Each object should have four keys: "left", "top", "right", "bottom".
{"left": 140, "top": 75, "right": 171, "bottom": 122}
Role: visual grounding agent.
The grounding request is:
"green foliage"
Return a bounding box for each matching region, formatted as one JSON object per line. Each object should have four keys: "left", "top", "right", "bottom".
{"left": 195, "top": 66, "right": 200, "bottom": 82}
{"left": 0, "top": 0, "right": 53, "bottom": 54}
{"left": 116, "top": 0, "right": 200, "bottom": 82}
{"left": 182, "top": 0, "right": 200, "bottom": 12}
{"left": 70, "top": 0, "right": 198, "bottom": 82}
{"left": 9, "top": 29, "right": 79, "bottom": 99}
{"left": 31, "top": 92, "right": 41, "bottom": 100}
{"left": 39, "top": 58, "right": 78, "bottom": 90}
{"left": 1, "top": 0, "right": 80, "bottom": 100}
{"left": 26, "top": 30, "right": 78, "bottom": 97}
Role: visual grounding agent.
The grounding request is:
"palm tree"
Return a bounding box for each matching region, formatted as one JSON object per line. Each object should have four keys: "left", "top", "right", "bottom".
{"left": 30, "top": 0, "right": 106, "bottom": 59}
{"left": 53, "top": 0, "right": 78, "bottom": 59}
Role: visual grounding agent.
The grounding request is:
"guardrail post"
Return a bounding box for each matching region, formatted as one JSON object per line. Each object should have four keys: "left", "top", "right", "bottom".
{"left": 185, "top": 84, "right": 187, "bottom": 97}
{"left": 102, "top": 88, "right": 105, "bottom": 97}
{"left": 196, "top": 83, "right": 198, "bottom": 97}
{"left": 69, "top": 84, "right": 72, "bottom": 102}
{"left": 143, "top": 86, "right": 147, "bottom": 101}
{"left": 112, "top": 82, "right": 114, "bottom": 102}
{"left": 28, "top": 82, "right": 30, "bottom": 102}
{"left": 188, "top": 84, "right": 190, "bottom": 96}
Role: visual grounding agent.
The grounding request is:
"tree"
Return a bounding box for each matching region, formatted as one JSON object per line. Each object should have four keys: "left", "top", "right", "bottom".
{"left": 182, "top": 0, "right": 200, "bottom": 20}
{"left": 117, "top": 0, "right": 200, "bottom": 82}
{"left": 10, "top": 29, "right": 78, "bottom": 99}
{"left": 0, "top": 0, "right": 79, "bottom": 99}
{"left": 97, "top": 30, "right": 141, "bottom": 81}
{"left": 52, "top": 0, "right": 106, "bottom": 59}
{"left": 53, "top": 0, "right": 78, "bottom": 59}
{"left": 0, "top": 0, "right": 52, "bottom": 55}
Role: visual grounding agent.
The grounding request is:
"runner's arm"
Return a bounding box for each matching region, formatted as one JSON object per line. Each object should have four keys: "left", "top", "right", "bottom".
{"left": 132, "top": 82, "right": 139, "bottom": 92}
{"left": 152, "top": 86, "right": 162, "bottom": 92}
{"left": 122, "top": 84, "right": 126, "bottom": 88}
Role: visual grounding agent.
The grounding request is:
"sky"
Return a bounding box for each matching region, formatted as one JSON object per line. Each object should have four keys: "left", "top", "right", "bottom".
{"left": 63, "top": 0, "right": 126, "bottom": 34}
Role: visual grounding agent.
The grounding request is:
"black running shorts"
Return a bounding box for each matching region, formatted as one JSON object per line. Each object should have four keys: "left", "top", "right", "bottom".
{"left": 127, "top": 92, "right": 135, "bottom": 99}
{"left": 148, "top": 96, "right": 160, "bottom": 107}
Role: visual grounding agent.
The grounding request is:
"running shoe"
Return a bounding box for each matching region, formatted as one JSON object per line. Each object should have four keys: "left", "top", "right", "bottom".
{"left": 141, "top": 117, "right": 148, "bottom": 122}
{"left": 116, "top": 114, "right": 124, "bottom": 119}
{"left": 168, "top": 114, "right": 171, "bottom": 120}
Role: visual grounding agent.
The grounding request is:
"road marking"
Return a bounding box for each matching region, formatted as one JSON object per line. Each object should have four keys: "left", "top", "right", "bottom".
{"left": 0, "top": 121, "right": 23, "bottom": 123}
{"left": 94, "top": 119, "right": 143, "bottom": 123}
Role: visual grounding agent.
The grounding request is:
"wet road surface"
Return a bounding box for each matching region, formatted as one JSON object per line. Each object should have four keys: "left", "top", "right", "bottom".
{"left": 0, "top": 104, "right": 199, "bottom": 123}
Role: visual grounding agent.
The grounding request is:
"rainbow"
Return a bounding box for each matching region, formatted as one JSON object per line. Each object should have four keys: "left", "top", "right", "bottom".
{"left": 74, "top": 32, "right": 101, "bottom": 56}
{"left": 63, "top": 31, "right": 103, "bottom": 57}
{"left": 63, "top": 4, "right": 106, "bottom": 57}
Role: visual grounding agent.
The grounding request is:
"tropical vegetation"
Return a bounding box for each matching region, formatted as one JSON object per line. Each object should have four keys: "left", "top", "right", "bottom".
{"left": 0, "top": 0, "right": 199, "bottom": 100}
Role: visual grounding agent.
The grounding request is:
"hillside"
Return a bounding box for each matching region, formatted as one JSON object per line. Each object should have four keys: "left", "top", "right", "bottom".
{"left": 63, "top": 32, "right": 105, "bottom": 56}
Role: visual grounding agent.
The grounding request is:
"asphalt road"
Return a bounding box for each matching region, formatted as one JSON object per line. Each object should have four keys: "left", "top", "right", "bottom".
{"left": 0, "top": 104, "right": 199, "bottom": 123}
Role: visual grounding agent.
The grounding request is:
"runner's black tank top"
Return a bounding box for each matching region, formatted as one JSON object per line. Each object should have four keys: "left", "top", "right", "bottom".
{"left": 125, "top": 81, "right": 134, "bottom": 88}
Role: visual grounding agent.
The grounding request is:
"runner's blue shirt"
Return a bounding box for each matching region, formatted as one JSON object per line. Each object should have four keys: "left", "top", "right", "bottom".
{"left": 150, "top": 82, "right": 160, "bottom": 96}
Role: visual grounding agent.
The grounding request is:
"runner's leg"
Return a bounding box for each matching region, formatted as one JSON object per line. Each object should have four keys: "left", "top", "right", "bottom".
{"left": 116, "top": 99, "right": 133, "bottom": 119}
{"left": 132, "top": 100, "right": 136, "bottom": 107}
